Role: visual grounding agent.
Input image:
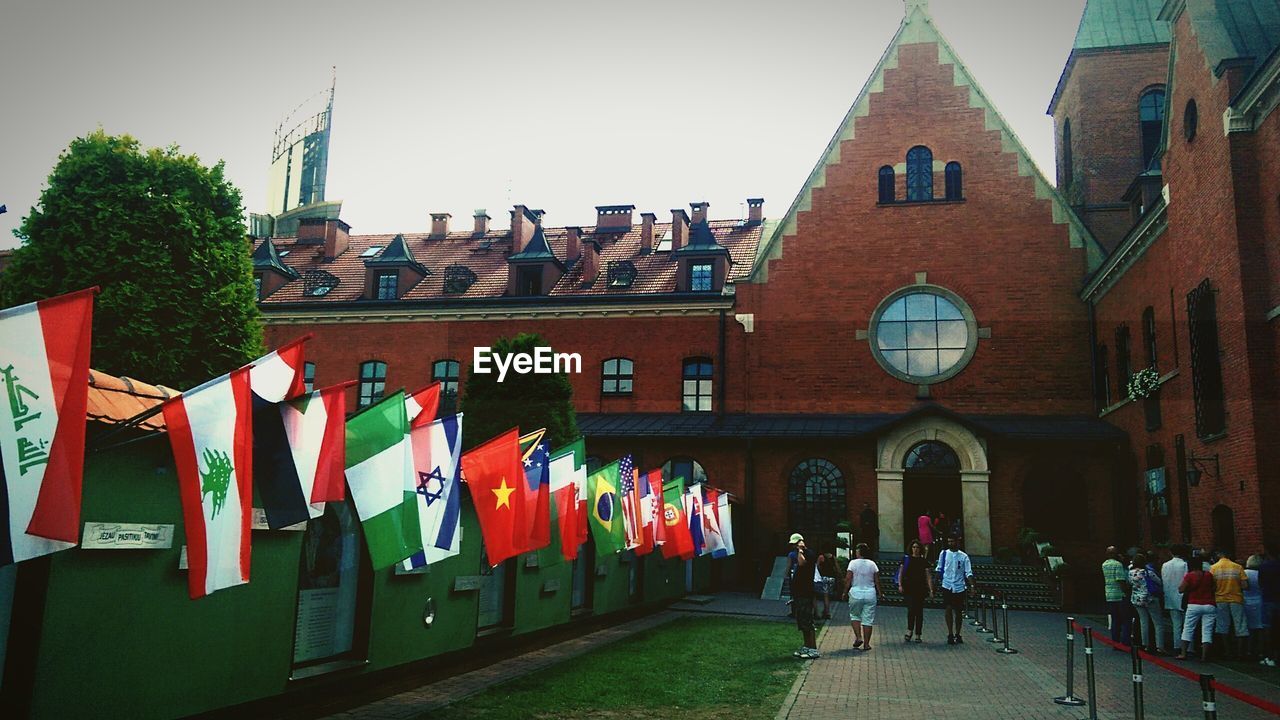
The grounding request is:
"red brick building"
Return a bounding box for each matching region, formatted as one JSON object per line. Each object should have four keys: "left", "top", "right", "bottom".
{"left": 253, "top": 0, "right": 1278, "bottom": 581}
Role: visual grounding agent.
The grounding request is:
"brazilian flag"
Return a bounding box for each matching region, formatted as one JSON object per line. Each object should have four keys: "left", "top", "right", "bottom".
{"left": 587, "top": 460, "right": 626, "bottom": 553}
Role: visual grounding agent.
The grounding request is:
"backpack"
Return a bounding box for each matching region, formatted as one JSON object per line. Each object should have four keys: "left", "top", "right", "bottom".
{"left": 1144, "top": 566, "right": 1163, "bottom": 596}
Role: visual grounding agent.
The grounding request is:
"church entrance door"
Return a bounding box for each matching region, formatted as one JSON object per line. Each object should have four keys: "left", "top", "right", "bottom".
{"left": 902, "top": 441, "right": 963, "bottom": 551}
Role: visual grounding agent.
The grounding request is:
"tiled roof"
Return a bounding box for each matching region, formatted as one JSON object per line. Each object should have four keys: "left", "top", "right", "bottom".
{"left": 1073, "top": 0, "right": 1170, "bottom": 50}
{"left": 256, "top": 218, "right": 764, "bottom": 304}
{"left": 87, "top": 369, "right": 177, "bottom": 430}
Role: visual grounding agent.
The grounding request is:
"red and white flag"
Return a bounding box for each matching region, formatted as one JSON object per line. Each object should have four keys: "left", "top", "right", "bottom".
{"left": 0, "top": 288, "right": 95, "bottom": 565}
{"left": 280, "top": 381, "right": 349, "bottom": 518}
{"left": 405, "top": 383, "right": 441, "bottom": 428}
{"left": 164, "top": 368, "right": 253, "bottom": 599}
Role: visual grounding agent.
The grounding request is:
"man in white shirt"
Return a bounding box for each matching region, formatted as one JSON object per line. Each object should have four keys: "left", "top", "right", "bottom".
{"left": 936, "top": 535, "right": 975, "bottom": 645}
{"left": 1161, "top": 544, "right": 1190, "bottom": 650}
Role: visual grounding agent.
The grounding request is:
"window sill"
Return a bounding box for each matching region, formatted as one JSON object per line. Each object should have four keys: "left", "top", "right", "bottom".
{"left": 1097, "top": 368, "right": 1178, "bottom": 418}
{"left": 1196, "top": 431, "right": 1228, "bottom": 444}
{"left": 878, "top": 199, "right": 966, "bottom": 207}
{"left": 601, "top": 392, "right": 634, "bottom": 399}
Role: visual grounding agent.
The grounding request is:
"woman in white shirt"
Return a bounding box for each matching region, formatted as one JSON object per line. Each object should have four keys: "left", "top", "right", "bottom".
{"left": 845, "top": 542, "right": 884, "bottom": 651}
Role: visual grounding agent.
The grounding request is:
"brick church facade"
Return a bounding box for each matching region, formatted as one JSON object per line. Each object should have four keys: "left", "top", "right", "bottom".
{"left": 252, "top": 0, "right": 1279, "bottom": 581}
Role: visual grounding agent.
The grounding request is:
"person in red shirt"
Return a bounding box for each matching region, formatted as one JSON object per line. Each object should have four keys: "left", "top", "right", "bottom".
{"left": 1177, "top": 550, "right": 1217, "bottom": 662}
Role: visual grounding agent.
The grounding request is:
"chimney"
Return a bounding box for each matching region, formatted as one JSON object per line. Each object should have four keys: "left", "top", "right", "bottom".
{"left": 580, "top": 239, "right": 601, "bottom": 286}
{"left": 670, "top": 208, "right": 690, "bottom": 250}
{"left": 473, "top": 209, "right": 491, "bottom": 236}
{"left": 595, "top": 205, "right": 636, "bottom": 231}
{"left": 640, "top": 212, "right": 657, "bottom": 253}
{"left": 510, "top": 205, "right": 536, "bottom": 253}
{"left": 690, "top": 201, "right": 710, "bottom": 224}
{"left": 565, "top": 226, "right": 582, "bottom": 264}
{"left": 746, "top": 198, "right": 764, "bottom": 225}
{"left": 323, "top": 218, "right": 351, "bottom": 260}
{"left": 430, "top": 212, "right": 451, "bottom": 239}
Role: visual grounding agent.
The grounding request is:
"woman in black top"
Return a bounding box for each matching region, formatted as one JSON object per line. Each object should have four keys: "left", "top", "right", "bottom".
{"left": 899, "top": 539, "right": 935, "bottom": 643}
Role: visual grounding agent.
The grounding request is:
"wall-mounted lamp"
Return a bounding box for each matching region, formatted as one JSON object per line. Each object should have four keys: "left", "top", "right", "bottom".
{"left": 1186, "top": 454, "right": 1219, "bottom": 487}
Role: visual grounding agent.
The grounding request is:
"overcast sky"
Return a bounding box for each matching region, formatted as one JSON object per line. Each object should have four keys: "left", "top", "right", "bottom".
{"left": 0, "top": 0, "right": 1087, "bottom": 248}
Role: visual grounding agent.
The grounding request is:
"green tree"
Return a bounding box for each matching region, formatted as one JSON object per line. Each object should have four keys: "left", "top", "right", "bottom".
{"left": 1, "top": 131, "right": 262, "bottom": 389}
{"left": 460, "top": 333, "right": 579, "bottom": 450}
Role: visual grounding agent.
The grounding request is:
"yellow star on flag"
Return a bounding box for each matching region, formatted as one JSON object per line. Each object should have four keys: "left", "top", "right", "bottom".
{"left": 492, "top": 477, "right": 515, "bottom": 509}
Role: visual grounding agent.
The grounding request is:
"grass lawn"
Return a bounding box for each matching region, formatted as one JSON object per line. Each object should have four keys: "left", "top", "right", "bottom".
{"left": 421, "top": 616, "right": 803, "bottom": 719}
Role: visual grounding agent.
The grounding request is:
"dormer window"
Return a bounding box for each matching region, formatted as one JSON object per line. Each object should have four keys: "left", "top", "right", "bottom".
{"left": 608, "top": 260, "right": 637, "bottom": 288}
{"left": 444, "top": 265, "right": 476, "bottom": 294}
{"left": 303, "top": 269, "right": 339, "bottom": 297}
{"left": 376, "top": 271, "right": 398, "bottom": 300}
{"left": 364, "top": 233, "right": 429, "bottom": 301}
{"left": 517, "top": 266, "right": 543, "bottom": 296}
{"left": 253, "top": 275, "right": 263, "bottom": 299}
{"left": 690, "top": 263, "right": 713, "bottom": 292}
{"left": 360, "top": 246, "right": 383, "bottom": 258}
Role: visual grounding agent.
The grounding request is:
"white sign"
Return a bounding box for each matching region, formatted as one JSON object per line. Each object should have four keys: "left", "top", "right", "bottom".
{"left": 251, "top": 508, "right": 307, "bottom": 531}
{"left": 81, "top": 522, "right": 174, "bottom": 549}
{"left": 179, "top": 544, "right": 187, "bottom": 570}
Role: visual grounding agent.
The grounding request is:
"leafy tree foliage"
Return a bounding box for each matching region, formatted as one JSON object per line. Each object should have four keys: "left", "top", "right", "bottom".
{"left": 1, "top": 131, "right": 262, "bottom": 389}
{"left": 460, "top": 333, "right": 579, "bottom": 450}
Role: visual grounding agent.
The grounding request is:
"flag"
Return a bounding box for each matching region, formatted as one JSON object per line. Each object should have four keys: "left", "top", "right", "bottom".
{"left": 575, "top": 453, "right": 590, "bottom": 547}
{"left": 717, "top": 492, "right": 736, "bottom": 557}
{"left": 588, "top": 460, "right": 626, "bottom": 554}
{"left": 251, "top": 338, "right": 318, "bottom": 529}
{"left": 519, "top": 430, "right": 551, "bottom": 554}
{"left": 401, "top": 413, "right": 463, "bottom": 570}
{"left": 405, "top": 383, "right": 441, "bottom": 428}
{"left": 660, "top": 478, "right": 694, "bottom": 560}
{"left": 685, "top": 484, "right": 706, "bottom": 557}
{"left": 0, "top": 288, "right": 95, "bottom": 565}
{"left": 164, "top": 368, "right": 253, "bottom": 598}
{"left": 279, "top": 382, "right": 348, "bottom": 521}
{"left": 645, "top": 470, "right": 666, "bottom": 550}
{"left": 461, "top": 428, "right": 524, "bottom": 567}
{"left": 702, "top": 487, "right": 727, "bottom": 558}
{"left": 633, "top": 470, "right": 656, "bottom": 556}
{"left": 546, "top": 439, "right": 585, "bottom": 562}
{"left": 618, "top": 455, "right": 644, "bottom": 551}
{"left": 344, "top": 391, "right": 420, "bottom": 570}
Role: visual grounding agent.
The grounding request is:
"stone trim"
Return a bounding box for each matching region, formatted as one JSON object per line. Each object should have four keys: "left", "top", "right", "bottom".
{"left": 1081, "top": 196, "right": 1169, "bottom": 302}
{"left": 864, "top": 282, "right": 980, "bottom": 386}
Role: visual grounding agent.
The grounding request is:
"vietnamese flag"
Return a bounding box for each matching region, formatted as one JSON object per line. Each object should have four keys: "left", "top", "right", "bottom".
{"left": 661, "top": 478, "right": 694, "bottom": 560}
{"left": 461, "top": 428, "right": 524, "bottom": 567}
{"left": 0, "top": 287, "right": 95, "bottom": 565}
{"left": 405, "top": 383, "right": 441, "bottom": 428}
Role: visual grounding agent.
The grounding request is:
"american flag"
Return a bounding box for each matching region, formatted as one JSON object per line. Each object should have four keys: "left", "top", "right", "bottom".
{"left": 618, "top": 455, "right": 641, "bottom": 550}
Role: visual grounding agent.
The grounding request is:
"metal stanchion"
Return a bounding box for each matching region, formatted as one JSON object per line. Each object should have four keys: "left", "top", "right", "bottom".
{"left": 1053, "top": 616, "right": 1085, "bottom": 705}
{"left": 988, "top": 593, "right": 1004, "bottom": 643}
{"left": 996, "top": 592, "right": 1018, "bottom": 654}
{"left": 1084, "top": 628, "right": 1099, "bottom": 720}
{"left": 1130, "top": 625, "right": 1145, "bottom": 719}
{"left": 977, "top": 594, "right": 993, "bottom": 632}
{"left": 1199, "top": 674, "right": 1217, "bottom": 719}
{"left": 969, "top": 594, "right": 983, "bottom": 626}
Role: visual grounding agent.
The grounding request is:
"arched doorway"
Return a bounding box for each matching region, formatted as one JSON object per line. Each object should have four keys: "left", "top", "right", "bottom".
{"left": 902, "top": 441, "right": 962, "bottom": 548}
{"left": 787, "top": 459, "right": 847, "bottom": 546}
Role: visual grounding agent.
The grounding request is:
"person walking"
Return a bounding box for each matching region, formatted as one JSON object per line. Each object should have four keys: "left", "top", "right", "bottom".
{"left": 1259, "top": 541, "right": 1279, "bottom": 667}
{"left": 1129, "top": 552, "right": 1165, "bottom": 653}
{"left": 1162, "top": 544, "right": 1190, "bottom": 652}
{"left": 1177, "top": 551, "right": 1217, "bottom": 662}
{"left": 936, "top": 535, "right": 974, "bottom": 645}
{"left": 1244, "top": 554, "right": 1264, "bottom": 660}
{"left": 917, "top": 509, "right": 934, "bottom": 560}
{"left": 845, "top": 542, "right": 883, "bottom": 651}
{"left": 817, "top": 552, "right": 839, "bottom": 620}
{"left": 1210, "top": 549, "right": 1250, "bottom": 658}
{"left": 1102, "top": 545, "right": 1132, "bottom": 646}
{"left": 787, "top": 533, "right": 820, "bottom": 660}
{"left": 898, "top": 539, "right": 934, "bottom": 643}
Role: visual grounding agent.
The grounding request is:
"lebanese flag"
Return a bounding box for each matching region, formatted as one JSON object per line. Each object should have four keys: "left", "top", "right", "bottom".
{"left": 164, "top": 368, "right": 253, "bottom": 598}
{"left": 0, "top": 287, "right": 95, "bottom": 565}
{"left": 461, "top": 428, "right": 524, "bottom": 567}
{"left": 660, "top": 479, "right": 694, "bottom": 560}
{"left": 278, "top": 381, "right": 349, "bottom": 520}
{"left": 405, "top": 383, "right": 441, "bottom": 428}
{"left": 250, "top": 338, "right": 316, "bottom": 529}
{"left": 518, "top": 429, "right": 551, "bottom": 554}
{"left": 645, "top": 470, "right": 666, "bottom": 550}
{"left": 701, "top": 487, "right": 727, "bottom": 558}
{"left": 547, "top": 439, "right": 585, "bottom": 562}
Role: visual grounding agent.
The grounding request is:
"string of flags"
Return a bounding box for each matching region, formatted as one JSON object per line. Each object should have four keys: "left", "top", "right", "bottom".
{"left": 0, "top": 288, "right": 737, "bottom": 600}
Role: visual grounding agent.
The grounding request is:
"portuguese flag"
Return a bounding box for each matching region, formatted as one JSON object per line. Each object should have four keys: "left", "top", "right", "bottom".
{"left": 661, "top": 478, "right": 694, "bottom": 560}
{"left": 344, "top": 391, "right": 420, "bottom": 570}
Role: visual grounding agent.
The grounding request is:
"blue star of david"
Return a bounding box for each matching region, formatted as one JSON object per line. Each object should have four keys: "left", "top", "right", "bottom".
{"left": 416, "top": 466, "right": 447, "bottom": 506}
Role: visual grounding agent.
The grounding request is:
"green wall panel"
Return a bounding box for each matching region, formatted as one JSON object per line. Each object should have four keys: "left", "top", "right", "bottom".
{"left": 512, "top": 555, "right": 572, "bottom": 635}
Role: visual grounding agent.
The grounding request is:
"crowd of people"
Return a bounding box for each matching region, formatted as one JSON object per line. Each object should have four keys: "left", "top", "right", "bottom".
{"left": 1101, "top": 542, "right": 1278, "bottom": 666}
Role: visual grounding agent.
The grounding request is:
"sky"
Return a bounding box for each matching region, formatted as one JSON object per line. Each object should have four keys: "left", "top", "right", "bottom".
{"left": 0, "top": 0, "right": 1088, "bottom": 248}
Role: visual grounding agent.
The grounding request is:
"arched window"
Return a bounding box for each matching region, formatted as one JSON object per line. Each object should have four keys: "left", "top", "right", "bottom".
{"left": 661, "top": 457, "right": 708, "bottom": 487}
{"left": 944, "top": 162, "right": 963, "bottom": 201}
{"left": 602, "top": 358, "right": 634, "bottom": 395}
{"left": 682, "top": 358, "right": 713, "bottom": 413}
{"left": 906, "top": 146, "right": 934, "bottom": 202}
{"left": 1183, "top": 99, "right": 1198, "bottom": 142}
{"left": 433, "top": 359, "right": 460, "bottom": 414}
{"left": 1140, "top": 88, "right": 1166, "bottom": 169}
{"left": 903, "top": 441, "right": 959, "bottom": 470}
{"left": 878, "top": 166, "right": 896, "bottom": 204}
{"left": 1062, "top": 118, "right": 1074, "bottom": 187}
{"left": 358, "top": 360, "right": 387, "bottom": 408}
{"left": 788, "top": 459, "right": 847, "bottom": 538}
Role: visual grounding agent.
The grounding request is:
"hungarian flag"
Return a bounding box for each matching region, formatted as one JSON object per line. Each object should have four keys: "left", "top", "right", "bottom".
{"left": 547, "top": 439, "right": 585, "bottom": 562}
{"left": 278, "top": 382, "right": 349, "bottom": 521}
{"left": 345, "top": 391, "right": 420, "bottom": 570}
{"left": 661, "top": 479, "right": 694, "bottom": 560}
{"left": 461, "top": 428, "right": 523, "bottom": 567}
{"left": 250, "top": 338, "right": 316, "bottom": 529}
{"left": 518, "top": 430, "right": 551, "bottom": 554}
{"left": 685, "top": 484, "right": 706, "bottom": 557}
{"left": 164, "top": 368, "right": 253, "bottom": 598}
{"left": 587, "top": 459, "right": 625, "bottom": 554}
{"left": 401, "top": 413, "right": 463, "bottom": 570}
{"left": 0, "top": 288, "right": 94, "bottom": 565}
{"left": 405, "top": 383, "right": 441, "bottom": 428}
{"left": 618, "top": 455, "right": 644, "bottom": 551}
{"left": 701, "top": 487, "right": 728, "bottom": 558}
{"left": 645, "top": 470, "right": 666, "bottom": 550}
{"left": 717, "top": 492, "right": 736, "bottom": 557}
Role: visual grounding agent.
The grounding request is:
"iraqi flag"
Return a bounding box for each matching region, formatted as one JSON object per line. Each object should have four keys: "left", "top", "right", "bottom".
{"left": 0, "top": 288, "right": 95, "bottom": 565}
{"left": 401, "top": 413, "right": 463, "bottom": 571}
{"left": 717, "top": 492, "right": 735, "bottom": 557}
{"left": 460, "top": 428, "right": 524, "bottom": 567}
{"left": 405, "top": 383, "right": 441, "bottom": 428}
{"left": 701, "top": 487, "right": 728, "bottom": 558}
{"left": 345, "top": 391, "right": 421, "bottom": 570}
{"left": 547, "top": 439, "right": 585, "bottom": 562}
{"left": 660, "top": 478, "right": 694, "bottom": 560}
{"left": 164, "top": 368, "right": 253, "bottom": 598}
{"left": 249, "top": 338, "right": 313, "bottom": 529}
{"left": 279, "top": 382, "right": 349, "bottom": 521}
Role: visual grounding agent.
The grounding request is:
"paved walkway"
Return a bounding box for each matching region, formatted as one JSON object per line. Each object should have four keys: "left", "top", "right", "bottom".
{"left": 779, "top": 602, "right": 1280, "bottom": 719}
